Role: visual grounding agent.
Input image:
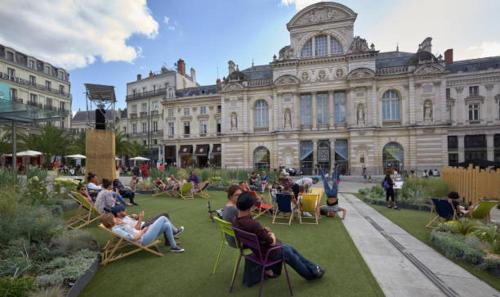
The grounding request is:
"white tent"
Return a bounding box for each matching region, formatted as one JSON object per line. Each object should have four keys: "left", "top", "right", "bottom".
{"left": 115, "top": 157, "right": 121, "bottom": 160}
{"left": 130, "top": 156, "right": 149, "bottom": 161}
{"left": 16, "top": 150, "right": 43, "bottom": 157}
{"left": 65, "top": 154, "right": 86, "bottom": 159}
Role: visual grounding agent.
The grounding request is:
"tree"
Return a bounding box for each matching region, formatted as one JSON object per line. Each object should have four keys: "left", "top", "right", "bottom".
{"left": 128, "top": 141, "right": 147, "bottom": 157}
{"left": 21, "top": 124, "right": 71, "bottom": 165}
{"left": 67, "top": 131, "right": 85, "bottom": 155}
{"left": 115, "top": 131, "right": 130, "bottom": 157}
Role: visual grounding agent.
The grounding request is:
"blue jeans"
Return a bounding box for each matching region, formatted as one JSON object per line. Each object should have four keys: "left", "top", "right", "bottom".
{"left": 281, "top": 244, "right": 318, "bottom": 280}
{"left": 141, "top": 216, "right": 177, "bottom": 247}
{"left": 320, "top": 170, "right": 337, "bottom": 198}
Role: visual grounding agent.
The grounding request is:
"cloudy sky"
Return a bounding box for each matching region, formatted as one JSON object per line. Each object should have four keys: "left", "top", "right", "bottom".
{"left": 0, "top": 0, "right": 499, "bottom": 111}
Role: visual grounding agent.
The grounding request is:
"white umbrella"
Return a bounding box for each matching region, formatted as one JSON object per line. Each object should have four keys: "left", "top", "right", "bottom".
{"left": 65, "top": 154, "right": 86, "bottom": 159}
{"left": 130, "top": 156, "right": 150, "bottom": 161}
{"left": 16, "top": 150, "right": 43, "bottom": 157}
{"left": 115, "top": 157, "right": 121, "bottom": 160}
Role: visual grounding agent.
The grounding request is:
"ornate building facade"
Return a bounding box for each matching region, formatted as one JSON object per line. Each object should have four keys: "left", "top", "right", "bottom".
{"left": 135, "top": 2, "right": 500, "bottom": 175}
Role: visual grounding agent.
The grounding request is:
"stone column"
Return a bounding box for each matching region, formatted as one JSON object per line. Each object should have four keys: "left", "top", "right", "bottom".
{"left": 329, "top": 91, "right": 334, "bottom": 128}
{"left": 295, "top": 93, "right": 300, "bottom": 130}
{"left": 370, "top": 84, "right": 378, "bottom": 126}
{"left": 408, "top": 77, "right": 416, "bottom": 125}
{"left": 273, "top": 91, "right": 279, "bottom": 132}
{"left": 312, "top": 139, "right": 318, "bottom": 174}
{"left": 243, "top": 95, "right": 249, "bottom": 133}
{"left": 311, "top": 36, "right": 316, "bottom": 58}
{"left": 456, "top": 87, "right": 465, "bottom": 125}
{"left": 330, "top": 139, "right": 335, "bottom": 173}
{"left": 312, "top": 92, "right": 317, "bottom": 129}
{"left": 458, "top": 135, "right": 465, "bottom": 163}
{"left": 487, "top": 134, "right": 494, "bottom": 161}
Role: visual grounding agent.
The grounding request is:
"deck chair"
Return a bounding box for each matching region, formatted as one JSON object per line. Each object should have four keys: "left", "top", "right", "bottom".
{"left": 251, "top": 191, "right": 273, "bottom": 219}
{"left": 470, "top": 200, "right": 498, "bottom": 223}
{"left": 194, "top": 182, "right": 210, "bottom": 199}
{"left": 272, "top": 193, "right": 296, "bottom": 225}
{"left": 212, "top": 217, "right": 251, "bottom": 284}
{"left": 426, "top": 198, "right": 457, "bottom": 228}
{"left": 299, "top": 193, "right": 320, "bottom": 224}
{"left": 67, "top": 192, "right": 101, "bottom": 229}
{"left": 178, "top": 182, "right": 194, "bottom": 200}
{"left": 152, "top": 181, "right": 172, "bottom": 197}
{"left": 98, "top": 224, "right": 163, "bottom": 265}
{"left": 310, "top": 188, "right": 324, "bottom": 204}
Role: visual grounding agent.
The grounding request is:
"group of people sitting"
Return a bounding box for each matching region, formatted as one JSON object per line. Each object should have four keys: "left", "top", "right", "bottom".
{"left": 153, "top": 170, "right": 209, "bottom": 195}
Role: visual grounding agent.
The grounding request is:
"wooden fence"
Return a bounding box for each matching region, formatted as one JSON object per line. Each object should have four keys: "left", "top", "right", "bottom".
{"left": 442, "top": 166, "right": 500, "bottom": 204}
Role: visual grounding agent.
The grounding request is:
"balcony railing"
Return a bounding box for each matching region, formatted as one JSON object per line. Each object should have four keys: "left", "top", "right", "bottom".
{"left": 129, "top": 113, "right": 137, "bottom": 119}
{"left": 140, "top": 112, "right": 148, "bottom": 118}
{"left": 126, "top": 87, "right": 167, "bottom": 101}
{"left": 0, "top": 72, "right": 71, "bottom": 98}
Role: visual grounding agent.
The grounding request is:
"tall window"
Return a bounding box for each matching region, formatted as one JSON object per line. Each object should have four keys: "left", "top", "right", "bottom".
{"left": 152, "top": 121, "right": 158, "bottom": 132}
{"left": 7, "top": 68, "right": 15, "bottom": 78}
{"left": 301, "top": 39, "right": 312, "bottom": 58}
{"left": 330, "top": 37, "right": 343, "bottom": 55}
{"left": 141, "top": 103, "right": 147, "bottom": 112}
{"left": 448, "top": 136, "right": 458, "bottom": 166}
{"left": 167, "top": 108, "right": 174, "bottom": 117}
{"left": 334, "top": 91, "right": 346, "bottom": 123}
{"left": 316, "top": 93, "right": 329, "bottom": 125}
{"left": 382, "top": 90, "right": 401, "bottom": 121}
{"left": 9, "top": 88, "right": 17, "bottom": 100}
{"left": 254, "top": 100, "right": 269, "bottom": 128}
{"left": 45, "top": 80, "right": 51, "bottom": 90}
{"left": 183, "top": 121, "right": 190, "bottom": 135}
{"left": 30, "top": 94, "right": 37, "bottom": 103}
{"left": 29, "top": 75, "right": 36, "bottom": 85}
{"left": 464, "top": 135, "right": 486, "bottom": 161}
{"left": 494, "top": 134, "right": 500, "bottom": 162}
{"left": 446, "top": 88, "right": 451, "bottom": 99}
{"left": 46, "top": 98, "right": 53, "bottom": 108}
{"left": 217, "top": 119, "right": 221, "bottom": 134}
{"left": 131, "top": 104, "right": 137, "bottom": 114}
{"left": 469, "top": 86, "right": 479, "bottom": 96}
{"left": 300, "top": 94, "right": 312, "bottom": 127}
{"left": 184, "top": 107, "right": 190, "bottom": 116}
{"left": 200, "top": 106, "right": 207, "bottom": 115}
{"left": 59, "top": 85, "right": 64, "bottom": 94}
{"left": 152, "top": 101, "right": 159, "bottom": 111}
{"left": 132, "top": 123, "right": 137, "bottom": 134}
{"left": 168, "top": 122, "right": 174, "bottom": 138}
{"left": 315, "top": 35, "right": 327, "bottom": 57}
{"left": 142, "top": 122, "right": 147, "bottom": 132}
{"left": 468, "top": 103, "right": 480, "bottom": 121}
{"left": 199, "top": 120, "right": 208, "bottom": 135}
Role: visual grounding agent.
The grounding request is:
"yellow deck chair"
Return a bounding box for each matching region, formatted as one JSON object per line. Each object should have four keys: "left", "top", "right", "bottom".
{"left": 98, "top": 224, "right": 163, "bottom": 265}
{"left": 179, "top": 182, "right": 194, "bottom": 200}
{"left": 310, "top": 188, "right": 324, "bottom": 203}
{"left": 67, "top": 192, "right": 101, "bottom": 229}
{"left": 299, "top": 193, "right": 320, "bottom": 224}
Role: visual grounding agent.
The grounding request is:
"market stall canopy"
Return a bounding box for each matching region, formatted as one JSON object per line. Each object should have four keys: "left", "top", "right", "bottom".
{"left": 130, "top": 156, "right": 150, "bottom": 161}
{"left": 65, "top": 154, "right": 86, "bottom": 159}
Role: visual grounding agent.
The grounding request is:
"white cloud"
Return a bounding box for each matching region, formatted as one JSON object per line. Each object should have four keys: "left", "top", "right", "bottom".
{"left": 0, "top": 0, "right": 159, "bottom": 70}
{"left": 458, "top": 42, "right": 500, "bottom": 60}
{"left": 281, "top": 0, "right": 323, "bottom": 10}
{"left": 168, "top": 26, "right": 176, "bottom": 31}
{"left": 163, "top": 16, "right": 170, "bottom": 24}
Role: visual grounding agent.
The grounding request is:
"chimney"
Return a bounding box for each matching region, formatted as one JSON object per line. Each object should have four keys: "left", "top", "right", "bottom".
{"left": 136, "top": 73, "right": 141, "bottom": 81}
{"left": 216, "top": 78, "right": 221, "bottom": 89}
{"left": 444, "top": 49, "right": 453, "bottom": 64}
{"left": 177, "top": 59, "right": 185, "bottom": 75}
{"left": 149, "top": 71, "right": 153, "bottom": 78}
{"left": 190, "top": 67, "right": 196, "bottom": 83}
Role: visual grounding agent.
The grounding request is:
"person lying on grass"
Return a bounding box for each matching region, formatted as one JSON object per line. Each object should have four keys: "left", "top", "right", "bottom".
{"left": 233, "top": 192, "right": 326, "bottom": 281}
{"left": 319, "top": 169, "right": 346, "bottom": 220}
{"left": 102, "top": 207, "right": 185, "bottom": 253}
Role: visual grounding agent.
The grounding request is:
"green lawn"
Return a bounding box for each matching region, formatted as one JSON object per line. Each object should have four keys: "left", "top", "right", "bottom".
{"left": 369, "top": 204, "right": 500, "bottom": 291}
{"left": 79, "top": 192, "right": 384, "bottom": 297}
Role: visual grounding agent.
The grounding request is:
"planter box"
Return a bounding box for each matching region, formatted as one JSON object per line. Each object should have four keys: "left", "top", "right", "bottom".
{"left": 66, "top": 256, "right": 99, "bottom": 297}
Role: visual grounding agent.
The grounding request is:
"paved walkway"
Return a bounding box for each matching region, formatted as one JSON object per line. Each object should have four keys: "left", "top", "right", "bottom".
{"left": 340, "top": 192, "right": 499, "bottom": 297}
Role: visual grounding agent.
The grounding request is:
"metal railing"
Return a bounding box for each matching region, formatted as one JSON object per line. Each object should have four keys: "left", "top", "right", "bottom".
{"left": 126, "top": 88, "right": 167, "bottom": 100}
{"left": 0, "top": 72, "right": 71, "bottom": 98}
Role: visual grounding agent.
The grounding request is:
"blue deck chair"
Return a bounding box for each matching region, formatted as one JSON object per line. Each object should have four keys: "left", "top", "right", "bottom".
{"left": 426, "top": 198, "right": 456, "bottom": 228}
{"left": 272, "top": 193, "right": 296, "bottom": 225}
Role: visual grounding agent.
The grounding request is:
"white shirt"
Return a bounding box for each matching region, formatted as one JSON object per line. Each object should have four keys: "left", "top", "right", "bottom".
{"left": 123, "top": 216, "right": 145, "bottom": 228}
{"left": 295, "top": 177, "right": 313, "bottom": 187}
{"left": 87, "top": 182, "right": 102, "bottom": 191}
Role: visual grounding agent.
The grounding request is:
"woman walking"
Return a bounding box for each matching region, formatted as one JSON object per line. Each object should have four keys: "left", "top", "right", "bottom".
{"left": 382, "top": 174, "right": 397, "bottom": 209}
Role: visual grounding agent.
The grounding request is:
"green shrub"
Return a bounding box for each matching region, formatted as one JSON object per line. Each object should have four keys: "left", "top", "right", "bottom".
{"left": 0, "top": 169, "right": 19, "bottom": 190}
{"left": 480, "top": 256, "right": 500, "bottom": 276}
{"left": 29, "top": 286, "right": 65, "bottom": 297}
{"left": 472, "top": 224, "right": 500, "bottom": 254}
{"left": 0, "top": 276, "right": 34, "bottom": 297}
{"left": 49, "top": 230, "right": 98, "bottom": 257}
{"left": 446, "top": 219, "right": 483, "bottom": 236}
{"left": 430, "top": 230, "right": 484, "bottom": 265}
{"left": 149, "top": 168, "right": 164, "bottom": 180}
{"left": 137, "top": 179, "right": 155, "bottom": 191}
{"left": 36, "top": 249, "right": 97, "bottom": 287}
{"left": 400, "top": 177, "right": 448, "bottom": 204}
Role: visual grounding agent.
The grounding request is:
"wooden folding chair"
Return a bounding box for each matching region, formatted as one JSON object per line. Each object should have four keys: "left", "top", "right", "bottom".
{"left": 194, "top": 182, "right": 210, "bottom": 199}
{"left": 272, "top": 193, "right": 296, "bottom": 225}
{"left": 299, "top": 193, "right": 320, "bottom": 224}
{"left": 67, "top": 192, "right": 101, "bottom": 230}
{"left": 179, "top": 182, "right": 194, "bottom": 200}
{"left": 310, "top": 188, "right": 324, "bottom": 204}
{"left": 98, "top": 224, "right": 163, "bottom": 265}
{"left": 250, "top": 191, "right": 273, "bottom": 219}
{"left": 426, "top": 198, "right": 457, "bottom": 228}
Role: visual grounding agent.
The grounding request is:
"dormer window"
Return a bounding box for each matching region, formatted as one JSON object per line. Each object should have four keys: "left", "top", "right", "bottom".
{"left": 301, "top": 35, "right": 343, "bottom": 58}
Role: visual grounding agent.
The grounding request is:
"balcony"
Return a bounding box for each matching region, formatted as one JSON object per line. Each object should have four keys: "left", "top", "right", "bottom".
{"left": 126, "top": 87, "right": 167, "bottom": 101}
{"left": 183, "top": 134, "right": 190, "bottom": 138}
{"left": 0, "top": 72, "right": 71, "bottom": 98}
{"left": 140, "top": 111, "right": 148, "bottom": 118}
{"left": 129, "top": 113, "right": 137, "bottom": 119}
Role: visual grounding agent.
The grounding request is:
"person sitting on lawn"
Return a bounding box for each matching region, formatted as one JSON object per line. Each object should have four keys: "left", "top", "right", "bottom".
{"left": 166, "top": 175, "right": 181, "bottom": 193}
{"left": 154, "top": 177, "right": 168, "bottom": 192}
{"left": 95, "top": 178, "right": 119, "bottom": 214}
{"left": 239, "top": 181, "right": 265, "bottom": 204}
{"left": 248, "top": 171, "right": 261, "bottom": 191}
{"left": 233, "top": 192, "right": 325, "bottom": 280}
{"left": 113, "top": 178, "right": 138, "bottom": 206}
{"left": 447, "top": 191, "right": 469, "bottom": 216}
{"left": 260, "top": 170, "right": 269, "bottom": 193}
{"left": 319, "top": 169, "right": 346, "bottom": 219}
{"left": 101, "top": 211, "right": 184, "bottom": 253}
{"left": 77, "top": 183, "right": 94, "bottom": 204}
{"left": 110, "top": 205, "right": 185, "bottom": 251}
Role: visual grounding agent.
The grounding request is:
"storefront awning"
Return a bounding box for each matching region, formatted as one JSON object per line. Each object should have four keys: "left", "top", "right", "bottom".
{"left": 212, "top": 144, "right": 221, "bottom": 156}
{"left": 179, "top": 145, "right": 193, "bottom": 156}
{"left": 195, "top": 144, "right": 210, "bottom": 156}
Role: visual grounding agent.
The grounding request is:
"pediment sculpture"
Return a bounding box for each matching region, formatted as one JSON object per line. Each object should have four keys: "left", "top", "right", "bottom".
{"left": 348, "top": 36, "right": 370, "bottom": 54}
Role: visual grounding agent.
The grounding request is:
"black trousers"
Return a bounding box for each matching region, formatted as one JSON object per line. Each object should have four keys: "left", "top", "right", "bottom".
{"left": 386, "top": 188, "right": 395, "bottom": 202}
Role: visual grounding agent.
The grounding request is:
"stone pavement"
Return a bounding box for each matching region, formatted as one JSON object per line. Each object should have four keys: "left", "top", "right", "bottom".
{"left": 339, "top": 192, "right": 499, "bottom": 297}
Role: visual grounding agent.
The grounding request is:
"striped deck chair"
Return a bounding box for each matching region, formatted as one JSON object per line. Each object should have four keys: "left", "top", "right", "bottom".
{"left": 179, "top": 182, "right": 194, "bottom": 200}
{"left": 299, "top": 193, "right": 320, "bottom": 224}
{"left": 98, "top": 224, "right": 163, "bottom": 265}
{"left": 194, "top": 182, "right": 210, "bottom": 199}
{"left": 67, "top": 192, "right": 101, "bottom": 229}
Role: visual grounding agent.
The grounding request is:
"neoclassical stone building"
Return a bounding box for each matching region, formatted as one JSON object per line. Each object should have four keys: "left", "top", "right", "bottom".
{"left": 153, "top": 1, "right": 500, "bottom": 175}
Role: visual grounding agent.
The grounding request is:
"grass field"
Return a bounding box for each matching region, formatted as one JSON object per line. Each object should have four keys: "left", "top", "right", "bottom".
{"left": 369, "top": 204, "right": 500, "bottom": 291}
{"left": 79, "top": 192, "right": 384, "bottom": 297}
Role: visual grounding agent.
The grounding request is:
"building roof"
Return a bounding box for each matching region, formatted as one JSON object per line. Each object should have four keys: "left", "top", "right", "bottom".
{"left": 175, "top": 85, "right": 219, "bottom": 98}
{"left": 242, "top": 65, "right": 273, "bottom": 80}
{"left": 446, "top": 56, "right": 500, "bottom": 73}
{"left": 72, "top": 110, "right": 117, "bottom": 122}
{"left": 375, "top": 51, "right": 414, "bottom": 68}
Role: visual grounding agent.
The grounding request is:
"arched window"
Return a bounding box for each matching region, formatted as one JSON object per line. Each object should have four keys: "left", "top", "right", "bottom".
{"left": 315, "top": 35, "right": 328, "bottom": 57}
{"left": 254, "top": 100, "right": 269, "bottom": 129}
{"left": 330, "top": 37, "right": 343, "bottom": 55}
{"left": 254, "top": 146, "right": 270, "bottom": 169}
{"left": 382, "top": 90, "right": 401, "bottom": 121}
{"left": 383, "top": 142, "right": 404, "bottom": 173}
{"left": 301, "top": 39, "right": 312, "bottom": 58}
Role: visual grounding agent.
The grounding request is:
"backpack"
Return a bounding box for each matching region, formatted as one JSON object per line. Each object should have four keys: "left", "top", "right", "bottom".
{"left": 382, "top": 180, "right": 390, "bottom": 190}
